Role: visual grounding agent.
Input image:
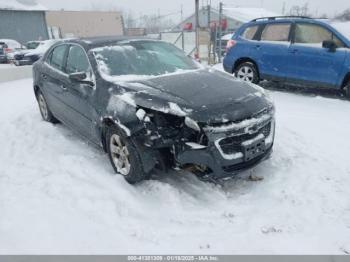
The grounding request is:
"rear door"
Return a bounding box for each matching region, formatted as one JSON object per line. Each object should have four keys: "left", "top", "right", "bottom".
{"left": 41, "top": 44, "right": 69, "bottom": 121}
{"left": 291, "top": 22, "right": 347, "bottom": 87}
{"left": 252, "top": 22, "right": 294, "bottom": 80}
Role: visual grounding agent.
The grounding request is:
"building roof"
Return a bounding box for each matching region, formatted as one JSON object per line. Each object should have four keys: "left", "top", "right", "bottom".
{"left": 0, "top": 0, "right": 47, "bottom": 11}
{"left": 173, "top": 6, "right": 281, "bottom": 31}
{"left": 223, "top": 7, "right": 281, "bottom": 23}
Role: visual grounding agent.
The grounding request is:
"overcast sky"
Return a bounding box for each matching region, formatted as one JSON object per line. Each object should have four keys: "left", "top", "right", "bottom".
{"left": 39, "top": 0, "right": 349, "bottom": 20}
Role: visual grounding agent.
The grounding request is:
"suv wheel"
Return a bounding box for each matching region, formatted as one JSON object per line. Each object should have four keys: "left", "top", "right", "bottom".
{"left": 235, "top": 62, "right": 259, "bottom": 84}
{"left": 36, "top": 89, "right": 59, "bottom": 123}
{"left": 344, "top": 81, "right": 350, "bottom": 100}
{"left": 106, "top": 126, "right": 149, "bottom": 184}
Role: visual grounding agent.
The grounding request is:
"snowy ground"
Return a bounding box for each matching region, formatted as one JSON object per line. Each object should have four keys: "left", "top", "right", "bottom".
{"left": 1, "top": 76, "right": 350, "bottom": 255}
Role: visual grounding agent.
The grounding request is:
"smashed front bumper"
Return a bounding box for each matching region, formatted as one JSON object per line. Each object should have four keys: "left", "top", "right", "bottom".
{"left": 176, "top": 115, "right": 275, "bottom": 179}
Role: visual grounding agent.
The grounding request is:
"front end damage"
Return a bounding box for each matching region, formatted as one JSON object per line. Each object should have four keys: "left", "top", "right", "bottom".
{"left": 174, "top": 107, "right": 275, "bottom": 179}
{"left": 132, "top": 104, "right": 275, "bottom": 179}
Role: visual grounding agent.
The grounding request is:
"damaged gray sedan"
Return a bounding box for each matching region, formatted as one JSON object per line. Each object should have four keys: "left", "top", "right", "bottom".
{"left": 33, "top": 37, "right": 275, "bottom": 184}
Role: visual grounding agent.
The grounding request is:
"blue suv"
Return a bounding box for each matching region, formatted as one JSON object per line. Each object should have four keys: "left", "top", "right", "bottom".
{"left": 223, "top": 16, "right": 350, "bottom": 99}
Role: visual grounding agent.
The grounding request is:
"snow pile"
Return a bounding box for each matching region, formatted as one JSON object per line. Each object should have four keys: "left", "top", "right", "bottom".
{"left": 0, "top": 78, "right": 350, "bottom": 254}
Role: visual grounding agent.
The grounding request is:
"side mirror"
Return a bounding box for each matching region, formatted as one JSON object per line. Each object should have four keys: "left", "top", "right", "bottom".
{"left": 322, "top": 40, "right": 337, "bottom": 52}
{"left": 69, "top": 72, "right": 94, "bottom": 87}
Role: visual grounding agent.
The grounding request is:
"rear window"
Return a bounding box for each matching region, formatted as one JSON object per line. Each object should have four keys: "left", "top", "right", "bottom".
{"left": 261, "top": 23, "right": 291, "bottom": 42}
{"left": 241, "top": 25, "right": 259, "bottom": 40}
{"left": 26, "top": 42, "right": 40, "bottom": 50}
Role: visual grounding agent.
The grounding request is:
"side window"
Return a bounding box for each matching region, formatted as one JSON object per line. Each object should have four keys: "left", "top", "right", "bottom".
{"left": 242, "top": 25, "right": 259, "bottom": 40}
{"left": 49, "top": 45, "right": 67, "bottom": 71}
{"left": 295, "top": 23, "right": 344, "bottom": 47}
{"left": 66, "top": 46, "right": 90, "bottom": 74}
{"left": 261, "top": 23, "right": 291, "bottom": 42}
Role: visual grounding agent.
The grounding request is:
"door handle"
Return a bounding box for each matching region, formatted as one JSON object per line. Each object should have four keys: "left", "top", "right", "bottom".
{"left": 255, "top": 45, "right": 261, "bottom": 49}
{"left": 41, "top": 74, "right": 47, "bottom": 79}
{"left": 290, "top": 49, "right": 298, "bottom": 53}
{"left": 60, "top": 85, "right": 67, "bottom": 91}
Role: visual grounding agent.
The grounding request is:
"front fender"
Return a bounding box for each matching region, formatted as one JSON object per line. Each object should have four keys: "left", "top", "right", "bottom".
{"left": 337, "top": 52, "right": 350, "bottom": 88}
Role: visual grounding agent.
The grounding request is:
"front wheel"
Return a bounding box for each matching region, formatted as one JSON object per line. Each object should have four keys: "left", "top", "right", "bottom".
{"left": 344, "top": 81, "right": 350, "bottom": 100}
{"left": 106, "top": 126, "right": 149, "bottom": 184}
{"left": 235, "top": 62, "right": 259, "bottom": 84}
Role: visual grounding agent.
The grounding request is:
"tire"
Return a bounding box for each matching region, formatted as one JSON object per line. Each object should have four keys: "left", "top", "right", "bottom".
{"left": 106, "top": 126, "right": 149, "bottom": 184}
{"left": 235, "top": 62, "right": 260, "bottom": 84}
{"left": 36, "top": 89, "right": 59, "bottom": 123}
{"left": 344, "top": 81, "right": 350, "bottom": 100}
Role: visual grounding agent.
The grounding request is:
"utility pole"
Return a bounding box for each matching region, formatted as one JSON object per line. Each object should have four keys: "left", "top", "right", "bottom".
{"left": 181, "top": 4, "right": 183, "bottom": 22}
{"left": 218, "top": 2, "right": 223, "bottom": 63}
{"left": 282, "top": 2, "right": 286, "bottom": 15}
{"left": 195, "top": 0, "right": 200, "bottom": 60}
{"left": 207, "top": 4, "right": 211, "bottom": 64}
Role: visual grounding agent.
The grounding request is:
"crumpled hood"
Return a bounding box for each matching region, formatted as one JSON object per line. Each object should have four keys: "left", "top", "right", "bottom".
{"left": 117, "top": 69, "right": 274, "bottom": 124}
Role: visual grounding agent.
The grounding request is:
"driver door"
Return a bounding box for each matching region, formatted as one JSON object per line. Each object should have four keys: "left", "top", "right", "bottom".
{"left": 61, "top": 45, "right": 96, "bottom": 141}
{"left": 291, "top": 22, "right": 347, "bottom": 87}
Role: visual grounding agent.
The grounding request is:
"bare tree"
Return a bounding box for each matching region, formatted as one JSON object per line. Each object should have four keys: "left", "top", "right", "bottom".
{"left": 124, "top": 10, "right": 137, "bottom": 28}
{"left": 288, "top": 3, "right": 311, "bottom": 17}
{"left": 334, "top": 9, "right": 350, "bottom": 21}
{"left": 133, "top": 14, "right": 176, "bottom": 34}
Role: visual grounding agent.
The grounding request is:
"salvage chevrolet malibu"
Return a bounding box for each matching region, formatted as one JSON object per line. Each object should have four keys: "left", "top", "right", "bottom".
{"left": 33, "top": 37, "right": 275, "bottom": 184}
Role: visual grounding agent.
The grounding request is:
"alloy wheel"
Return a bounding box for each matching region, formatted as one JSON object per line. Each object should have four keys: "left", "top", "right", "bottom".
{"left": 237, "top": 66, "right": 254, "bottom": 82}
{"left": 38, "top": 94, "right": 49, "bottom": 120}
{"left": 109, "top": 134, "right": 131, "bottom": 176}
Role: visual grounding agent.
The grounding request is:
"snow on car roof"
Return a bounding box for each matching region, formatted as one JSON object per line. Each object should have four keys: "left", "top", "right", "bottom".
{"left": 223, "top": 7, "right": 281, "bottom": 23}
{"left": 0, "top": 39, "right": 22, "bottom": 49}
{"left": 67, "top": 36, "right": 158, "bottom": 50}
{"left": 0, "top": 0, "right": 47, "bottom": 11}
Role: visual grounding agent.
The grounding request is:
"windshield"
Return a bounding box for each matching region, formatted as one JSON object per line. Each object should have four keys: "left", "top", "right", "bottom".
{"left": 330, "top": 21, "right": 350, "bottom": 41}
{"left": 92, "top": 41, "right": 199, "bottom": 78}
{"left": 26, "top": 42, "right": 40, "bottom": 49}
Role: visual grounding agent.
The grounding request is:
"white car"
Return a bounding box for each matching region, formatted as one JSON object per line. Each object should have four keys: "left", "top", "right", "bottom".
{"left": 14, "top": 39, "right": 58, "bottom": 66}
{"left": 0, "top": 39, "right": 24, "bottom": 62}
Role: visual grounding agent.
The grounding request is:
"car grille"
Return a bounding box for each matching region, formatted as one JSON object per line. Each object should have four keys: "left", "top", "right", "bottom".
{"left": 218, "top": 122, "right": 271, "bottom": 155}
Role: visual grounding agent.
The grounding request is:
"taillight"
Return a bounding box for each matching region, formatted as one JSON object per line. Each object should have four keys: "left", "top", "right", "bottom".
{"left": 4, "top": 48, "right": 12, "bottom": 53}
{"left": 226, "top": 40, "right": 236, "bottom": 51}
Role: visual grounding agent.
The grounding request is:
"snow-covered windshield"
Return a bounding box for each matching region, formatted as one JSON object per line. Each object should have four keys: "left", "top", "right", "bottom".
{"left": 26, "top": 42, "right": 40, "bottom": 49}
{"left": 330, "top": 21, "right": 350, "bottom": 40}
{"left": 92, "top": 41, "right": 199, "bottom": 77}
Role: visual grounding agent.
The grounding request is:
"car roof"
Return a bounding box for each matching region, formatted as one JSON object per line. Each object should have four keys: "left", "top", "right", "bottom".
{"left": 247, "top": 16, "right": 330, "bottom": 25}
{"left": 57, "top": 36, "right": 156, "bottom": 50}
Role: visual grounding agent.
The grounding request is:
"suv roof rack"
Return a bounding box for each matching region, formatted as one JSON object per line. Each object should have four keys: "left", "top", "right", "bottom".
{"left": 251, "top": 16, "right": 312, "bottom": 22}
